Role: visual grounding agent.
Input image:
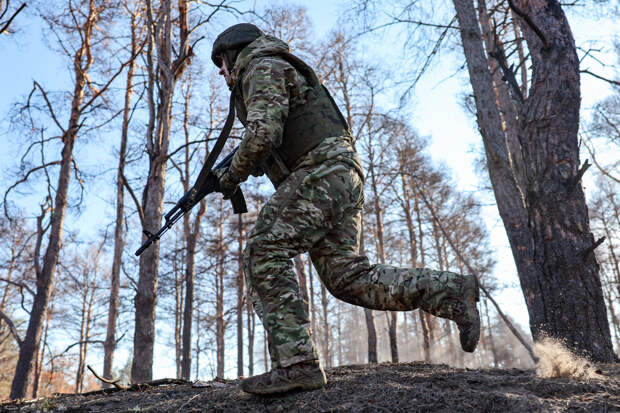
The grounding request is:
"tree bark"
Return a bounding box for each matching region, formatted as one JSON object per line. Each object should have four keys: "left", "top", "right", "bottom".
{"left": 453, "top": 0, "right": 614, "bottom": 361}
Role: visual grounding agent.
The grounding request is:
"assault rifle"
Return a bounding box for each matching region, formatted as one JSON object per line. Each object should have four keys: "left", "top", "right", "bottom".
{"left": 135, "top": 147, "right": 247, "bottom": 257}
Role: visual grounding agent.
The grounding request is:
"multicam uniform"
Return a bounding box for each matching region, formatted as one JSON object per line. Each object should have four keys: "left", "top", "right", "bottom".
{"left": 225, "top": 35, "right": 475, "bottom": 369}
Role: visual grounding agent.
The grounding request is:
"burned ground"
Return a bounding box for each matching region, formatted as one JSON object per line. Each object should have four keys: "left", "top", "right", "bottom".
{"left": 1, "top": 361, "right": 618, "bottom": 412}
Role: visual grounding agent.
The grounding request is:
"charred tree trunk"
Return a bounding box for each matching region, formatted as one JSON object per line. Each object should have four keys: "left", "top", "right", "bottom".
{"left": 453, "top": 0, "right": 614, "bottom": 361}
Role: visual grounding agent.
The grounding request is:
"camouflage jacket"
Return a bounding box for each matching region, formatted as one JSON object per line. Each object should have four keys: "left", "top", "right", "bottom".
{"left": 228, "top": 35, "right": 364, "bottom": 187}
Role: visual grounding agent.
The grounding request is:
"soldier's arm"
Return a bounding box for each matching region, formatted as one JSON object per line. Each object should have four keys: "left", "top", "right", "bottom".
{"left": 229, "top": 57, "right": 290, "bottom": 182}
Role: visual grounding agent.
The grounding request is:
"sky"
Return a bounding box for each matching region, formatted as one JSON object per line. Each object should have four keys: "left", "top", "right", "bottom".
{"left": 1, "top": 0, "right": 619, "bottom": 380}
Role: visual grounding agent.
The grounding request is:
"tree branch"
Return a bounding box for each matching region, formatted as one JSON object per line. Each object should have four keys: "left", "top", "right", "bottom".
{"left": 0, "top": 309, "right": 23, "bottom": 348}
{"left": 121, "top": 172, "right": 144, "bottom": 226}
{"left": 567, "top": 159, "right": 591, "bottom": 192}
{"left": 581, "top": 237, "right": 605, "bottom": 261}
{"left": 3, "top": 161, "right": 61, "bottom": 219}
{"left": 0, "top": 2, "right": 26, "bottom": 35}
{"left": 581, "top": 134, "right": 620, "bottom": 184}
{"left": 580, "top": 69, "right": 620, "bottom": 87}
{"left": 32, "top": 81, "right": 66, "bottom": 134}
{"left": 0, "top": 278, "right": 35, "bottom": 296}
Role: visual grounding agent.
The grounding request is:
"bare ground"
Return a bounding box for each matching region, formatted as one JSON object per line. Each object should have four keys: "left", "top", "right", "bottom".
{"left": 1, "top": 362, "right": 618, "bottom": 412}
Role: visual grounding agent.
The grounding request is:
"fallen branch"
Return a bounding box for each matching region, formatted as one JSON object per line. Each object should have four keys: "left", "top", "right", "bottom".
{"left": 65, "top": 377, "right": 191, "bottom": 397}
{"left": 416, "top": 187, "right": 539, "bottom": 364}
{"left": 87, "top": 365, "right": 127, "bottom": 390}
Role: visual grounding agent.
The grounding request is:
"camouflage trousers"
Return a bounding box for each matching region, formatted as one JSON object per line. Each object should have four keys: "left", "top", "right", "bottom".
{"left": 244, "top": 160, "right": 471, "bottom": 368}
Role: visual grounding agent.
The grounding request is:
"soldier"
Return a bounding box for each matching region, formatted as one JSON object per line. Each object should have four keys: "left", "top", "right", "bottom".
{"left": 210, "top": 23, "right": 480, "bottom": 395}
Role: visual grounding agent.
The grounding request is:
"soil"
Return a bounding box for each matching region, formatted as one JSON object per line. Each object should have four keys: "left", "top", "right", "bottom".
{"left": 1, "top": 362, "right": 618, "bottom": 412}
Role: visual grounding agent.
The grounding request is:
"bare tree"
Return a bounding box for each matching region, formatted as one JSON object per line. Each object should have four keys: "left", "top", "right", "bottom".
{"left": 103, "top": 1, "right": 142, "bottom": 386}
{"left": 6, "top": 0, "right": 131, "bottom": 398}
{"left": 132, "top": 0, "right": 193, "bottom": 383}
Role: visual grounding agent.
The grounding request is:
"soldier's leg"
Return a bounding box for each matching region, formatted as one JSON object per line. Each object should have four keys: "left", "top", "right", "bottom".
{"left": 243, "top": 168, "right": 329, "bottom": 369}
{"left": 309, "top": 166, "right": 479, "bottom": 344}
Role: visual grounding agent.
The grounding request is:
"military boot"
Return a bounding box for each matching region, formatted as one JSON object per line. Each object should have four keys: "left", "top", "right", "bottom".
{"left": 453, "top": 274, "right": 481, "bottom": 352}
{"left": 240, "top": 360, "right": 326, "bottom": 395}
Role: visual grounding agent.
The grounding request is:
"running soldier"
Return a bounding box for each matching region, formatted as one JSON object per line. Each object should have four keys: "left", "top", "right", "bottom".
{"left": 210, "top": 23, "right": 480, "bottom": 395}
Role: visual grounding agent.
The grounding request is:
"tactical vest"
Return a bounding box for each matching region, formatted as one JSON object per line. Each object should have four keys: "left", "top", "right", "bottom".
{"left": 235, "top": 51, "right": 350, "bottom": 171}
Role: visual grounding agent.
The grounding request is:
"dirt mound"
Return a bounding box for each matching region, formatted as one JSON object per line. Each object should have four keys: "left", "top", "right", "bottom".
{"left": 1, "top": 362, "right": 618, "bottom": 412}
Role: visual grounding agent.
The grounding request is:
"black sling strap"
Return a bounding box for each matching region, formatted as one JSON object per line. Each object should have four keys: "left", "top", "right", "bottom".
{"left": 192, "top": 82, "right": 239, "bottom": 191}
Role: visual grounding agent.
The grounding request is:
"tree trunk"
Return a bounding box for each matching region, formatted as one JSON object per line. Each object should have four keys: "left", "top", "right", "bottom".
{"left": 453, "top": 0, "right": 614, "bottom": 361}
{"left": 31, "top": 299, "right": 51, "bottom": 398}
{"left": 247, "top": 286, "right": 255, "bottom": 376}
{"left": 215, "top": 211, "right": 226, "bottom": 378}
{"left": 236, "top": 214, "right": 245, "bottom": 378}
{"left": 10, "top": 2, "right": 95, "bottom": 394}
{"left": 180, "top": 75, "right": 207, "bottom": 381}
{"left": 320, "top": 281, "right": 330, "bottom": 367}
{"left": 133, "top": 0, "right": 192, "bottom": 382}
{"left": 414, "top": 195, "right": 432, "bottom": 361}
{"left": 104, "top": 10, "right": 137, "bottom": 387}
{"left": 359, "top": 221, "right": 377, "bottom": 363}
{"left": 174, "top": 253, "right": 183, "bottom": 378}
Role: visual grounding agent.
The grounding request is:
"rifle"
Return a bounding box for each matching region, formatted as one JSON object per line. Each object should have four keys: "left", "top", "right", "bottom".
{"left": 135, "top": 147, "right": 247, "bottom": 257}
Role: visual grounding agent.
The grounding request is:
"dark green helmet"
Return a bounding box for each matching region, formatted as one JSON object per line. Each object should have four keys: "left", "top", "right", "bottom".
{"left": 211, "top": 23, "right": 264, "bottom": 68}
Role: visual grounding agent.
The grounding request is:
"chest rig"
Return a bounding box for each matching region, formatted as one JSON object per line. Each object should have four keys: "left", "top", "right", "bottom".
{"left": 234, "top": 51, "right": 350, "bottom": 174}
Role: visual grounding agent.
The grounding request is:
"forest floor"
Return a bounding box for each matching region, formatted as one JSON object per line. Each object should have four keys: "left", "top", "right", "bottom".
{"left": 1, "top": 361, "right": 618, "bottom": 412}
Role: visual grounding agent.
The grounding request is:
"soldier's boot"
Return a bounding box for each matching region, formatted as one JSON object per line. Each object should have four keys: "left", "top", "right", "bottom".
{"left": 240, "top": 360, "right": 326, "bottom": 395}
{"left": 452, "top": 274, "right": 481, "bottom": 352}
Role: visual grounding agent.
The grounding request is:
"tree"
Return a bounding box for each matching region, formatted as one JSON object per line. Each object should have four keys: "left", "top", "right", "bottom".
{"left": 6, "top": 0, "right": 131, "bottom": 398}
{"left": 452, "top": 0, "right": 615, "bottom": 361}
{"left": 103, "top": 0, "right": 142, "bottom": 386}
{"left": 131, "top": 0, "right": 192, "bottom": 383}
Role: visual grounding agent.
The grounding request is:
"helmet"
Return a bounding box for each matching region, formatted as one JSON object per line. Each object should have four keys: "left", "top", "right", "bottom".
{"left": 211, "top": 23, "right": 264, "bottom": 68}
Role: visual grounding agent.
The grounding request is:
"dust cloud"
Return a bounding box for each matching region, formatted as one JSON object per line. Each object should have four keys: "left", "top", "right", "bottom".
{"left": 534, "top": 337, "right": 597, "bottom": 380}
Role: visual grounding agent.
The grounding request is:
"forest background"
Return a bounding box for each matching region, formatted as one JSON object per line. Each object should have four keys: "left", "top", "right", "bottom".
{"left": 0, "top": 0, "right": 618, "bottom": 400}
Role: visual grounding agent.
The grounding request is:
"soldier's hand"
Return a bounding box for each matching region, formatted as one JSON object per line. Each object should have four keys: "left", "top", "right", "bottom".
{"left": 214, "top": 168, "right": 241, "bottom": 200}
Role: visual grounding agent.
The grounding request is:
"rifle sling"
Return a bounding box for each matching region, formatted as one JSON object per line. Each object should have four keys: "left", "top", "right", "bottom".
{"left": 193, "top": 82, "right": 238, "bottom": 191}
